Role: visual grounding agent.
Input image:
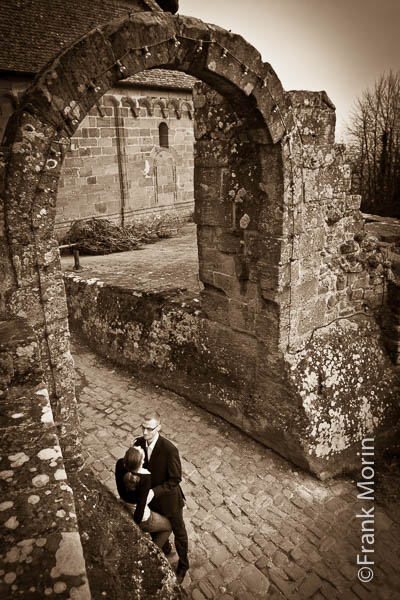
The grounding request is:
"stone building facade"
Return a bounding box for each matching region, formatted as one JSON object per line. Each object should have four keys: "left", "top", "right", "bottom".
{"left": 0, "top": 0, "right": 195, "bottom": 238}
{"left": 56, "top": 71, "right": 195, "bottom": 237}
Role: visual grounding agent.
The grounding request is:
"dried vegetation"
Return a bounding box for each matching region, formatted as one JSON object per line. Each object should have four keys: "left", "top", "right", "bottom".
{"left": 61, "top": 212, "right": 188, "bottom": 255}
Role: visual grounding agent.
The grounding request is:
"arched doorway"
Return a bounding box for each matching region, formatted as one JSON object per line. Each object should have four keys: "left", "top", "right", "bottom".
{"left": 0, "top": 10, "right": 302, "bottom": 471}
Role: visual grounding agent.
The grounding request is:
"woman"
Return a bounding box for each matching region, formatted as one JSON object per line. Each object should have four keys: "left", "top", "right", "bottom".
{"left": 115, "top": 446, "right": 172, "bottom": 550}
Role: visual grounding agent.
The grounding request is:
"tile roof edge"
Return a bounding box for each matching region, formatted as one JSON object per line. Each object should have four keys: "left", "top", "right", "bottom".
{"left": 0, "top": 71, "right": 196, "bottom": 92}
{"left": 115, "top": 80, "right": 195, "bottom": 92}
{"left": 0, "top": 69, "right": 36, "bottom": 77}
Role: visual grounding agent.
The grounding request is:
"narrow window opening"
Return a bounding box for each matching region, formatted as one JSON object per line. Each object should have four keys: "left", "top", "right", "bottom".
{"left": 159, "top": 122, "right": 169, "bottom": 148}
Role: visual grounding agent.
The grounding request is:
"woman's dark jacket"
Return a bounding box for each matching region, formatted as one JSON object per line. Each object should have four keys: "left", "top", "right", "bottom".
{"left": 115, "top": 458, "right": 151, "bottom": 525}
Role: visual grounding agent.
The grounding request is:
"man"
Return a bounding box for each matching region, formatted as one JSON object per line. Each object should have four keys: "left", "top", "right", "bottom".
{"left": 134, "top": 410, "right": 189, "bottom": 584}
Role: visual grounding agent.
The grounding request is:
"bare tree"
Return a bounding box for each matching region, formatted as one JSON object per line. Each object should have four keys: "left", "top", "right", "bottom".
{"left": 346, "top": 70, "right": 400, "bottom": 218}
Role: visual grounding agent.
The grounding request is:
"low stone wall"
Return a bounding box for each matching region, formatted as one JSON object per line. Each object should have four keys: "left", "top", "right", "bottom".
{"left": 64, "top": 271, "right": 400, "bottom": 479}
{"left": 0, "top": 319, "right": 90, "bottom": 599}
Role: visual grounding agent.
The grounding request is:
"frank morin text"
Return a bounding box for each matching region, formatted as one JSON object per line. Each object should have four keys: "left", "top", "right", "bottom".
{"left": 356, "top": 437, "right": 375, "bottom": 584}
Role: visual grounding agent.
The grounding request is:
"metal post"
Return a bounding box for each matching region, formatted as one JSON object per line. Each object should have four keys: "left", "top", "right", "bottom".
{"left": 73, "top": 247, "right": 81, "bottom": 271}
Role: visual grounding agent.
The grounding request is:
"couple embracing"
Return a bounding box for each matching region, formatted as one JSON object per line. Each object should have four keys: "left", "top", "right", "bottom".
{"left": 115, "top": 410, "right": 189, "bottom": 584}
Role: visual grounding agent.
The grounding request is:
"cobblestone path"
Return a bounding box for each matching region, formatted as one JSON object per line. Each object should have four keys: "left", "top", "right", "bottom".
{"left": 72, "top": 339, "right": 400, "bottom": 600}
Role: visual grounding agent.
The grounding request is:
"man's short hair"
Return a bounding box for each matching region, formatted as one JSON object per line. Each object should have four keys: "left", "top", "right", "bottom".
{"left": 143, "top": 410, "right": 161, "bottom": 424}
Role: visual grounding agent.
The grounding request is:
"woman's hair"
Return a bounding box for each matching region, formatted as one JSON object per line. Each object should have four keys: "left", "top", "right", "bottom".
{"left": 124, "top": 470, "right": 140, "bottom": 491}
{"left": 124, "top": 446, "right": 143, "bottom": 471}
{"left": 123, "top": 447, "right": 144, "bottom": 491}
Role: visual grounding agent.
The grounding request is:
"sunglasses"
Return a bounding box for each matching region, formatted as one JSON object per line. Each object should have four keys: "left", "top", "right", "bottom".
{"left": 141, "top": 423, "right": 159, "bottom": 432}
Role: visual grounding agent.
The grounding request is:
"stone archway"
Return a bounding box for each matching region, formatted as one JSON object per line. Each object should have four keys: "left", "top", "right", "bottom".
{"left": 2, "top": 10, "right": 398, "bottom": 478}
{"left": 0, "top": 11, "right": 294, "bottom": 471}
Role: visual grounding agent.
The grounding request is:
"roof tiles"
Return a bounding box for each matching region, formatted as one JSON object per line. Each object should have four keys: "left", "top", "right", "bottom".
{"left": 1, "top": 0, "right": 195, "bottom": 90}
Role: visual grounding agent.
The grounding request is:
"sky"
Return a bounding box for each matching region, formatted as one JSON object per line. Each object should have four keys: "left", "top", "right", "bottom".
{"left": 179, "top": 0, "right": 400, "bottom": 140}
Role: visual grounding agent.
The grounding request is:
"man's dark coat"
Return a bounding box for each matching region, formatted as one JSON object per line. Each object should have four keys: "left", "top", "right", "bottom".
{"left": 134, "top": 435, "right": 185, "bottom": 517}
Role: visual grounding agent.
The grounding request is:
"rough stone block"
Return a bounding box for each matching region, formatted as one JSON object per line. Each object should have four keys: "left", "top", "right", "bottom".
{"left": 194, "top": 169, "right": 232, "bottom": 228}
{"left": 288, "top": 91, "right": 336, "bottom": 145}
{"left": 254, "top": 303, "right": 280, "bottom": 342}
{"left": 199, "top": 247, "right": 236, "bottom": 277}
{"left": 234, "top": 254, "right": 250, "bottom": 280}
{"left": 257, "top": 236, "right": 286, "bottom": 264}
{"left": 346, "top": 194, "right": 362, "bottom": 210}
{"left": 0, "top": 319, "right": 43, "bottom": 391}
{"left": 228, "top": 299, "right": 255, "bottom": 335}
{"left": 294, "top": 297, "right": 327, "bottom": 337}
{"left": 303, "top": 168, "right": 325, "bottom": 203}
{"left": 217, "top": 231, "right": 242, "bottom": 254}
{"left": 300, "top": 228, "right": 326, "bottom": 256}
{"left": 197, "top": 225, "right": 215, "bottom": 247}
{"left": 213, "top": 272, "right": 237, "bottom": 296}
{"left": 291, "top": 279, "right": 320, "bottom": 306}
{"left": 198, "top": 264, "right": 214, "bottom": 286}
{"left": 258, "top": 262, "right": 280, "bottom": 291}
{"left": 302, "top": 203, "right": 326, "bottom": 231}
{"left": 201, "top": 288, "right": 229, "bottom": 324}
{"left": 195, "top": 139, "right": 230, "bottom": 167}
{"left": 253, "top": 75, "right": 287, "bottom": 144}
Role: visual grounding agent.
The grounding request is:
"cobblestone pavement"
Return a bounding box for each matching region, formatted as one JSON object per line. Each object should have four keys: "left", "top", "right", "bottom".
{"left": 72, "top": 338, "right": 400, "bottom": 600}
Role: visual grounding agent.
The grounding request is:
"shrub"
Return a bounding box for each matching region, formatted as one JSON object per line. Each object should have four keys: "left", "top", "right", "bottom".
{"left": 61, "top": 212, "right": 187, "bottom": 255}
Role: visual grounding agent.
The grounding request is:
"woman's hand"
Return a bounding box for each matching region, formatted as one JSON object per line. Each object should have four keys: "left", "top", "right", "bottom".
{"left": 147, "top": 489, "right": 154, "bottom": 503}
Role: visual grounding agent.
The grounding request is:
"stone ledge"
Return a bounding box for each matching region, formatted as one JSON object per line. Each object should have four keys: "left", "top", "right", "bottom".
{"left": 0, "top": 319, "right": 90, "bottom": 599}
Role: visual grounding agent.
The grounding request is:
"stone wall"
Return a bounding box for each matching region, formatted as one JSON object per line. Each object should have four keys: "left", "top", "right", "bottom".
{"left": 63, "top": 259, "right": 400, "bottom": 481}
{"left": 0, "top": 123, "right": 82, "bottom": 472}
{"left": 272, "top": 90, "right": 400, "bottom": 474}
{"left": 0, "top": 319, "right": 90, "bottom": 599}
{"left": 285, "top": 91, "right": 390, "bottom": 341}
{"left": 1, "top": 76, "right": 194, "bottom": 240}
{"left": 64, "top": 80, "right": 400, "bottom": 479}
{"left": 0, "top": 318, "right": 183, "bottom": 599}
{"left": 193, "top": 84, "right": 400, "bottom": 475}
{"left": 56, "top": 87, "right": 194, "bottom": 237}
